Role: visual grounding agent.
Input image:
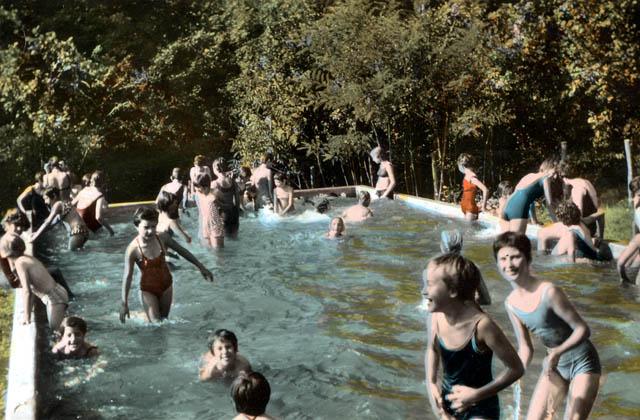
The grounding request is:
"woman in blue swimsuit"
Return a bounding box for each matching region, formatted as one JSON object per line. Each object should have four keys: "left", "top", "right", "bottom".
{"left": 502, "top": 157, "right": 561, "bottom": 234}
{"left": 494, "top": 233, "right": 601, "bottom": 420}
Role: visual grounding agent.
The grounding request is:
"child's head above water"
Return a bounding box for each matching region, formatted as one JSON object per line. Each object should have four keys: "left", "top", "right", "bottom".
{"left": 329, "top": 217, "right": 345, "bottom": 235}
{"left": 157, "top": 191, "right": 179, "bottom": 214}
{"left": 231, "top": 371, "right": 271, "bottom": 418}
{"left": 358, "top": 191, "right": 371, "bottom": 207}
{"left": 208, "top": 329, "right": 239, "bottom": 354}
{"left": 629, "top": 176, "right": 640, "bottom": 206}
{"left": 133, "top": 207, "right": 159, "bottom": 227}
{"left": 556, "top": 201, "right": 582, "bottom": 226}
{"left": 492, "top": 231, "right": 532, "bottom": 263}
{"left": 0, "top": 233, "right": 26, "bottom": 259}
{"left": 425, "top": 253, "right": 481, "bottom": 303}
{"left": 194, "top": 154, "right": 207, "bottom": 167}
{"left": 43, "top": 186, "right": 60, "bottom": 203}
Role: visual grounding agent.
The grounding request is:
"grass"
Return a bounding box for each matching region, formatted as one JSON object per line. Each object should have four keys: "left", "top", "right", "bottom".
{"left": 0, "top": 289, "right": 13, "bottom": 416}
{"left": 602, "top": 201, "right": 635, "bottom": 244}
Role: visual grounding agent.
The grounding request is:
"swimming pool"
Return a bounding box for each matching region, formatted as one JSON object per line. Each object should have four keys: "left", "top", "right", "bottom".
{"left": 35, "top": 197, "right": 640, "bottom": 419}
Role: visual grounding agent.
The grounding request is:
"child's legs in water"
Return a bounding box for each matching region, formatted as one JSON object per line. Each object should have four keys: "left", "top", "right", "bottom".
{"left": 141, "top": 287, "right": 173, "bottom": 322}
{"left": 46, "top": 303, "right": 67, "bottom": 330}
{"left": 209, "top": 235, "right": 224, "bottom": 249}
{"left": 563, "top": 373, "right": 600, "bottom": 420}
{"left": 68, "top": 233, "right": 88, "bottom": 251}
{"left": 508, "top": 219, "right": 529, "bottom": 234}
{"left": 525, "top": 370, "right": 569, "bottom": 420}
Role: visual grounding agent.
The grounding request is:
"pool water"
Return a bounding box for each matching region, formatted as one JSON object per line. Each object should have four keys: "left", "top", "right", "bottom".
{"left": 37, "top": 198, "right": 640, "bottom": 419}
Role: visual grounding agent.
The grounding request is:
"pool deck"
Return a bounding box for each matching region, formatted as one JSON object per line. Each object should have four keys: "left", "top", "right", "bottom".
{"left": 3, "top": 185, "right": 625, "bottom": 420}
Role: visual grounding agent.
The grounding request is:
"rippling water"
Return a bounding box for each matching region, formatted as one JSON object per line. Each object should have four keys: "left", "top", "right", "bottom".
{"left": 37, "top": 198, "right": 640, "bottom": 419}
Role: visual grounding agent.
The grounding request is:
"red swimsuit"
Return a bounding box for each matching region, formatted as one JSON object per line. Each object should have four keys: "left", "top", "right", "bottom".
{"left": 461, "top": 178, "right": 479, "bottom": 215}
{"left": 77, "top": 195, "right": 103, "bottom": 232}
{"left": 136, "top": 236, "right": 173, "bottom": 299}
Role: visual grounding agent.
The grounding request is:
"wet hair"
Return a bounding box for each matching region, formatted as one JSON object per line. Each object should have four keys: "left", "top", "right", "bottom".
{"left": 539, "top": 155, "right": 560, "bottom": 173}
{"left": 81, "top": 173, "right": 92, "bottom": 187}
{"left": 629, "top": 176, "right": 640, "bottom": 195}
{"left": 231, "top": 372, "right": 271, "bottom": 417}
{"left": 212, "top": 158, "right": 226, "bottom": 173}
{"left": 43, "top": 187, "right": 60, "bottom": 201}
{"left": 90, "top": 170, "right": 105, "bottom": 188}
{"left": 331, "top": 217, "right": 345, "bottom": 232}
{"left": 315, "top": 198, "right": 330, "bottom": 214}
{"left": 157, "top": 191, "right": 178, "bottom": 213}
{"left": 133, "top": 207, "right": 159, "bottom": 227}
{"left": 440, "top": 230, "right": 463, "bottom": 254}
{"left": 195, "top": 173, "right": 212, "bottom": 189}
{"left": 457, "top": 153, "right": 474, "bottom": 170}
{"left": 34, "top": 171, "right": 45, "bottom": 183}
{"left": 556, "top": 201, "right": 582, "bottom": 226}
{"left": 60, "top": 316, "right": 88, "bottom": 335}
{"left": 2, "top": 209, "right": 30, "bottom": 231}
{"left": 496, "top": 180, "right": 513, "bottom": 197}
{"left": 208, "top": 329, "right": 239, "bottom": 352}
{"left": 170, "top": 167, "right": 182, "bottom": 181}
{"left": 428, "top": 253, "right": 480, "bottom": 301}
{"left": 493, "top": 231, "right": 532, "bottom": 263}
{"left": 358, "top": 191, "right": 371, "bottom": 207}
{"left": 194, "top": 154, "right": 207, "bottom": 166}
{"left": 0, "top": 234, "right": 26, "bottom": 258}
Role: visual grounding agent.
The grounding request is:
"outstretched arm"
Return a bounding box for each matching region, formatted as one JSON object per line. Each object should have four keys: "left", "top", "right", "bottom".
{"left": 168, "top": 219, "right": 191, "bottom": 243}
{"left": 161, "top": 232, "right": 213, "bottom": 281}
{"left": 543, "top": 177, "right": 557, "bottom": 222}
{"left": 29, "top": 202, "right": 62, "bottom": 242}
{"left": 446, "top": 316, "right": 524, "bottom": 413}
{"left": 119, "top": 243, "right": 137, "bottom": 323}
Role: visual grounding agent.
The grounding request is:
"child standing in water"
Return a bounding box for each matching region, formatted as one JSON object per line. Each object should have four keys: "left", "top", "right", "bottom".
{"left": 273, "top": 173, "right": 294, "bottom": 216}
{"left": 424, "top": 253, "right": 523, "bottom": 419}
{"left": 119, "top": 207, "right": 214, "bottom": 324}
{"left": 493, "top": 232, "right": 601, "bottom": 419}
{"left": 341, "top": 191, "right": 373, "bottom": 222}
{"left": 457, "top": 153, "right": 489, "bottom": 221}
{"left": 194, "top": 173, "right": 225, "bottom": 249}
{"left": 199, "top": 329, "right": 252, "bottom": 381}
{"left": 52, "top": 316, "right": 99, "bottom": 359}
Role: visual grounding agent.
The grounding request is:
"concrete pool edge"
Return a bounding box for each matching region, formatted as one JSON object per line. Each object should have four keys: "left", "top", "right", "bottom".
{"left": 4, "top": 185, "right": 624, "bottom": 420}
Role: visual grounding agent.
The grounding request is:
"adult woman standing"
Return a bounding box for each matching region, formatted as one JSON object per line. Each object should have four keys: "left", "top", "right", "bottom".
{"left": 370, "top": 146, "right": 396, "bottom": 199}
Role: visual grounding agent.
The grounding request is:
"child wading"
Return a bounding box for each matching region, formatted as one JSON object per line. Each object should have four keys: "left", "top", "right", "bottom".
{"left": 424, "top": 253, "right": 523, "bottom": 419}
{"left": 494, "top": 232, "right": 601, "bottom": 419}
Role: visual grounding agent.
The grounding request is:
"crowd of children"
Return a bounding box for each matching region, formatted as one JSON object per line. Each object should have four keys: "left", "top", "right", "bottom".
{"left": 2, "top": 149, "right": 639, "bottom": 419}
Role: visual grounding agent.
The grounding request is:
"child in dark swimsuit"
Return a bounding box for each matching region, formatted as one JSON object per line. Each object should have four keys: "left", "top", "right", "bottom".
{"left": 52, "top": 316, "right": 99, "bottom": 359}
{"left": 231, "top": 372, "right": 276, "bottom": 420}
{"left": 119, "top": 207, "right": 214, "bottom": 324}
{"left": 494, "top": 232, "right": 601, "bottom": 420}
{"left": 424, "top": 253, "right": 523, "bottom": 420}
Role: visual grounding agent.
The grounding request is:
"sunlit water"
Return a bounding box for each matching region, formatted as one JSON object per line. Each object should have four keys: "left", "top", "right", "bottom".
{"left": 36, "top": 198, "right": 640, "bottom": 419}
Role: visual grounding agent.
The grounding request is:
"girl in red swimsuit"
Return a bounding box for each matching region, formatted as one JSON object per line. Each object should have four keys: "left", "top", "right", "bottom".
{"left": 119, "top": 207, "right": 214, "bottom": 323}
{"left": 457, "top": 154, "right": 489, "bottom": 221}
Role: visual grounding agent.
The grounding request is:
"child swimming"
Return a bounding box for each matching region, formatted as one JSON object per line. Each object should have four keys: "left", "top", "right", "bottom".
{"left": 457, "top": 153, "right": 489, "bottom": 221}
{"left": 0, "top": 234, "right": 69, "bottom": 329}
{"left": 494, "top": 232, "right": 601, "bottom": 419}
{"left": 199, "top": 329, "right": 252, "bottom": 381}
{"left": 119, "top": 207, "right": 214, "bottom": 324}
{"left": 423, "top": 253, "right": 523, "bottom": 419}
{"left": 341, "top": 191, "right": 373, "bottom": 222}
{"left": 325, "top": 217, "right": 345, "bottom": 239}
{"left": 52, "top": 316, "right": 99, "bottom": 359}
{"left": 231, "top": 372, "right": 275, "bottom": 420}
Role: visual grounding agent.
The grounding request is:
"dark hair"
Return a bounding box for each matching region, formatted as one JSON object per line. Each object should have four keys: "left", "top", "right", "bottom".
{"left": 133, "top": 207, "right": 159, "bottom": 227}
{"left": 315, "top": 198, "right": 330, "bottom": 214}
{"left": 457, "top": 153, "right": 474, "bottom": 170}
{"left": 170, "top": 167, "right": 182, "bottom": 181}
{"left": 440, "top": 230, "right": 463, "bottom": 254}
{"left": 630, "top": 176, "right": 640, "bottom": 195}
{"left": 240, "top": 166, "right": 251, "bottom": 178}
{"left": 60, "top": 316, "right": 88, "bottom": 335}
{"left": 556, "top": 201, "right": 581, "bottom": 226}
{"left": 209, "top": 329, "right": 238, "bottom": 352}
{"left": 429, "top": 253, "right": 480, "bottom": 301}
{"left": 212, "top": 158, "right": 226, "bottom": 173}
{"left": 273, "top": 173, "right": 286, "bottom": 183}
{"left": 34, "top": 171, "right": 45, "bottom": 183}
{"left": 195, "top": 173, "right": 212, "bottom": 188}
{"left": 0, "top": 234, "right": 26, "bottom": 258}
{"left": 378, "top": 148, "right": 389, "bottom": 161}
{"left": 43, "top": 187, "right": 60, "bottom": 200}
{"left": 539, "top": 155, "right": 560, "bottom": 173}
{"left": 91, "top": 170, "right": 105, "bottom": 188}
{"left": 81, "top": 173, "right": 92, "bottom": 187}
{"left": 49, "top": 156, "right": 60, "bottom": 169}
{"left": 157, "top": 191, "right": 178, "bottom": 213}
{"left": 231, "top": 372, "right": 271, "bottom": 417}
{"left": 260, "top": 153, "right": 271, "bottom": 164}
{"left": 496, "top": 180, "right": 513, "bottom": 197}
{"left": 493, "top": 232, "right": 532, "bottom": 263}
{"left": 358, "top": 191, "right": 371, "bottom": 207}
{"left": 2, "top": 208, "right": 30, "bottom": 231}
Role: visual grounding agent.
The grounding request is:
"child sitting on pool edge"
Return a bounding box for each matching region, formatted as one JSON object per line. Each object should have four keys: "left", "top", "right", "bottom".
{"left": 231, "top": 372, "right": 275, "bottom": 420}
{"left": 52, "top": 316, "right": 99, "bottom": 359}
{"left": 200, "top": 329, "right": 252, "bottom": 381}
{"left": 325, "top": 217, "right": 345, "bottom": 239}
